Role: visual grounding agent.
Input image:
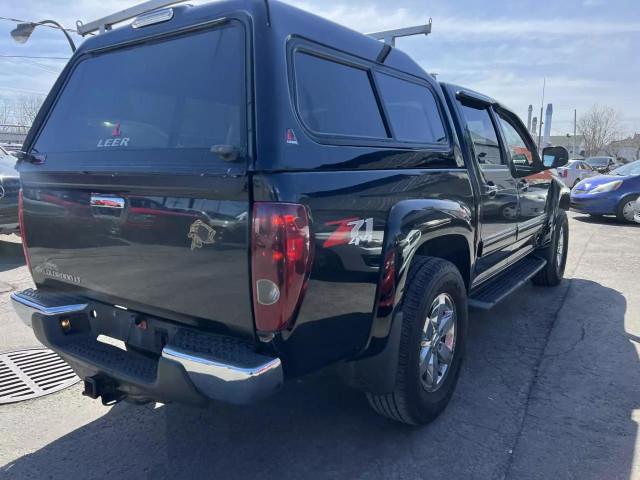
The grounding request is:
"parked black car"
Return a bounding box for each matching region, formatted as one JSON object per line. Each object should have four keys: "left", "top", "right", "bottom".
{"left": 585, "top": 156, "right": 618, "bottom": 174}
{"left": 12, "top": 0, "right": 570, "bottom": 425}
{"left": 0, "top": 145, "right": 20, "bottom": 235}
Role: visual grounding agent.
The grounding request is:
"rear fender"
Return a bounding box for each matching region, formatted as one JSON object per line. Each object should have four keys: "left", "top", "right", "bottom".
{"left": 340, "top": 198, "right": 474, "bottom": 393}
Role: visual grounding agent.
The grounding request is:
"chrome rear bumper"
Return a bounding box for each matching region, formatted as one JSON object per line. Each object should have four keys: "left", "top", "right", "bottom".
{"left": 11, "top": 289, "right": 282, "bottom": 405}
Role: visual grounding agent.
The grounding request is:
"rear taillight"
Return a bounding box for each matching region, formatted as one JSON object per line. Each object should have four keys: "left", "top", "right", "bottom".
{"left": 563, "top": 169, "right": 568, "bottom": 178}
{"left": 251, "top": 202, "right": 314, "bottom": 332}
{"left": 18, "top": 190, "right": 32, "bottom": 274}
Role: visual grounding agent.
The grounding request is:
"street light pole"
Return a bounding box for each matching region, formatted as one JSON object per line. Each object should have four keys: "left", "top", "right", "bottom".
{"left": 10, "top": 20, "right": 76, "bottom": 53}
{"left": 573, "top": 109, "right": 577, "bottom": 156}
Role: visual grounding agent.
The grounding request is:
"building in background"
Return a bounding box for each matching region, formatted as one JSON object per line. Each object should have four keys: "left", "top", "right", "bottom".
{"left": 0, "top": 125, "right": 28, "bottom": 146}
{"left": 548, "top": 135, "right": 585, "bottom": 158}
{"left": 598, "top": 133, "right": 640, "bottom": 163}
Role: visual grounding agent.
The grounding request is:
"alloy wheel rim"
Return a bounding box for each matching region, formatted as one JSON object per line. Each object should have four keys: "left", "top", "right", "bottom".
{"left": 623, "top": 201, "right": 635, "bottom": 221}
{"left": 556, "top": 225, "right": 564, "bottom": 269}
{"left": 503, "top": 206, "right": 517, "bottom": 220}
{"left": 419, "top": 293, "right": 456, "bottom": 392}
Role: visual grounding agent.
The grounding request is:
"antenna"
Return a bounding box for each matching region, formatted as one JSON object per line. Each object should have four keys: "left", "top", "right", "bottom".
{"left": 367, "top": 19, "right": 432, "bottom": 47}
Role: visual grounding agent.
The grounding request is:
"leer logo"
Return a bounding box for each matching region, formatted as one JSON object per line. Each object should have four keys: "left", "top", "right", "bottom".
{"left": 286, "top": 128, "right": 298, "bottom": 145}
{"left": 98, "top": 122, "right": 129, "bottom": 148}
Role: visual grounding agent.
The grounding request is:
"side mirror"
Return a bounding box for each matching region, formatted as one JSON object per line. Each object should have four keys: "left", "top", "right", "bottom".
{"left": 542, "top": 146, "right": 569, "bottom": 169}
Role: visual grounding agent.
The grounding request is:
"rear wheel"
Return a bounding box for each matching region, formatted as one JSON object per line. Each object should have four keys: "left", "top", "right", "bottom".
{"left": 616, "top": 195, "right": 639, "bottom": 223}
{"left": 532, "top": 210, "right": 568, "bottom": 286}
{"left": 366, "top": 257, "right": 467, "bottom": 425}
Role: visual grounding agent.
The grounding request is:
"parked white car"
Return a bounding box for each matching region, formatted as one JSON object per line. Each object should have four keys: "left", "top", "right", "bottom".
{"left": 555, "top": 159, "right": 600, "bottom": 188}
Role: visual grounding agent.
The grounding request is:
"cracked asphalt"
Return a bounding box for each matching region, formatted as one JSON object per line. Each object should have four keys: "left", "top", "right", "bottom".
{"left": 1, "top": 212, "right": 639, "bottom": 480}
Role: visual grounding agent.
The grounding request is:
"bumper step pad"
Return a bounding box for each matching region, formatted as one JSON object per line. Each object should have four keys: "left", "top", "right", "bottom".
{"left": 168, "top": 328, "right": 278, "bottom": 371}
{"left": 64, "top": 338, "right": 158, "bottom": 383}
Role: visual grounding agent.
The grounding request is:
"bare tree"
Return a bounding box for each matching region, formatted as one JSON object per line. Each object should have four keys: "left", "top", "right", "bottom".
{"left": 629, "top": 133, "right": 640, "bottom": 161}
{"left": 603, "top": 133, "right": 625, "bottom": 160}
{"left": 16, "top": 95, "right": 43, "bottom": 127}
{"left": 577, "top": 104, "right": 623, "bottom": 157}
{"left": 0, "top": 96, "right": 16, "bottom": 133}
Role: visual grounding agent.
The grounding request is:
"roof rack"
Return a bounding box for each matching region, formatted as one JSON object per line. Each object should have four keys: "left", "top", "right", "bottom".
{"left": 366, "top": 19, "right": 432, "bottom": 47}
{"left": 77, "top": 0, "right": 433, "bottom": 44}
{"left": 76, "top": 0, "right": 184, "bottom": 36}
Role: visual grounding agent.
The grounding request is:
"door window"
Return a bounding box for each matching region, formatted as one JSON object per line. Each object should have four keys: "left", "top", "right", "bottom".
{"left": 459, "top": 104, "right": 503, "bottom": 165}
{"left": 497, "top": 115, "right": 534, "bottom": 167}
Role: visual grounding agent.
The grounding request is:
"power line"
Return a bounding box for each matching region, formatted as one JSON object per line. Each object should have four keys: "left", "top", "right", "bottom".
{"left": 0, "top": 55, "right": 69, "bottom": 60}
{"left": 1, "top": 58, "right": 60, "bottom": 75}
{"left": 11, "top": 57, "right": 61, "bottom": 73}
{"left": 0, "top": 16, "right": 77, "bottom": 33}
{"left": 0, "top": 87, "right": 47, "bottom": 97}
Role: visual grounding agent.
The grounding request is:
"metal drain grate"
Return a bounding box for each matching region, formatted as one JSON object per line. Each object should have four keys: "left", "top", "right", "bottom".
{"left": 0, "top": 348, "right": 79, "bottom": 404}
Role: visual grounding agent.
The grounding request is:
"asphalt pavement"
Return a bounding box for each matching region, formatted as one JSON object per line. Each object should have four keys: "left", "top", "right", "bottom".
{"left": 0, "top": 212, "right": 639, "bottom": 480}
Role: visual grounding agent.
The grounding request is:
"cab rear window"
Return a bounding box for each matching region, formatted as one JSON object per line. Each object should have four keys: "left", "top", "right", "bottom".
{"left": 375, "top": 73, "right": 447, "bottom": 144}
{"left": 34, "top": 22, "right": 246, "bottom": 158}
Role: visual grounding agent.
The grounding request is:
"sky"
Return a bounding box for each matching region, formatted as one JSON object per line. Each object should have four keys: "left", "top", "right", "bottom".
{"left": 1, "top": 0, "right": 639, "bottom": 136}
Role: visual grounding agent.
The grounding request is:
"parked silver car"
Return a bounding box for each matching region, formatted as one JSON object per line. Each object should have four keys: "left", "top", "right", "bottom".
{"left": 0, "top": 146, "right": 20, "bottom": 234}
{"left": 555, "top": 159, "right": 600, "bottom": 188}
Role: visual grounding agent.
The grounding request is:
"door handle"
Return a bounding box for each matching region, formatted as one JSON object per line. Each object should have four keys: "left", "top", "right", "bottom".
{"left": 483, "top": 184, "right": 498, "bottom": 198}
{"left": 90, "top": 195, "right": 125, "bottom": 208}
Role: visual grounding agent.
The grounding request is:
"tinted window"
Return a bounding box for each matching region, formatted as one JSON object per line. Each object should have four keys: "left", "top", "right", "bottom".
{"left": 611, "top": 160, "right": 640, "bottom": 176}
{"left": 34, "top": 24, "right": 245, "bottom": 158}
{"left": 295, "top": 52, "right": 387, "bottom": 138}
{"left": 498, "top": 115, "right": 534, "bottom": 166}
{"left": 459, "top": 104, "right": 502, "bottom": 165}
{"left": 376, "top": 74, "right": 446, "bottom": 143}
{"left": 586, "top": 157, "right": 611, "bottom": 167}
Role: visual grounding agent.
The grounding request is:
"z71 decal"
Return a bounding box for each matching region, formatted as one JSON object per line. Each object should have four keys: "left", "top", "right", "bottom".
{"left": 324, "top": 217, "right": 373, "bottom": 248}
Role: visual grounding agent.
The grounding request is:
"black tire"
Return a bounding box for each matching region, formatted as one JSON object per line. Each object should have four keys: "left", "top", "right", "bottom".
{"left": 366, "top": 256, "right": 468, "bottom": 425}
{"left": 615, "top": 195, "right": 639, "bottom": 223}
{"left": 532, "top": 210, "right": 568, "bottom": 287}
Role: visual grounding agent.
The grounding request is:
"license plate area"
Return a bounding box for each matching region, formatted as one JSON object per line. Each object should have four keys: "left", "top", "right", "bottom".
{"left": 65, "top": 301, "right": 183, "bottom": 357}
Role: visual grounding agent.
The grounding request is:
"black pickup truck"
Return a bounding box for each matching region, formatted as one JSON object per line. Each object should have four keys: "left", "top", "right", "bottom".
{"left": 11, "top": 0, "right": 570, "bottom": 425}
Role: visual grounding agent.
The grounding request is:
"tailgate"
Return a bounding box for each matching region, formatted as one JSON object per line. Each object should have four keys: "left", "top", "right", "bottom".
{"left": 19, "top": 19, "right": 255, "bottom": 339}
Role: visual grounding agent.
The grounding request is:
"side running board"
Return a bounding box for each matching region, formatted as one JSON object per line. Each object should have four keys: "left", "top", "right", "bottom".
{"left": 469, "top": 256, "right": 546, "bottom": 310}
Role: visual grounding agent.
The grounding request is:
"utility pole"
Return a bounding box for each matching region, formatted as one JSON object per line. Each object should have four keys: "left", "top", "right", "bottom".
{"left": 573, "top": 109, "right": 577, "bottom": 156}
{"left": 537, "top": 78, "right": 545, "bottom": 152}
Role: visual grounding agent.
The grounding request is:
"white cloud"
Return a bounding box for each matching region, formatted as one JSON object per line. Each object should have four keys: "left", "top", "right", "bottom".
{"left": 283, "top": 1, "right": 640, "bottom": 38}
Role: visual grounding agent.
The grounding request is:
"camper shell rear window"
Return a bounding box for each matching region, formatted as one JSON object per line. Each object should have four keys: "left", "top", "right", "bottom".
{"left": 32, "top": 20, "right": 247, "bottom": 171}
